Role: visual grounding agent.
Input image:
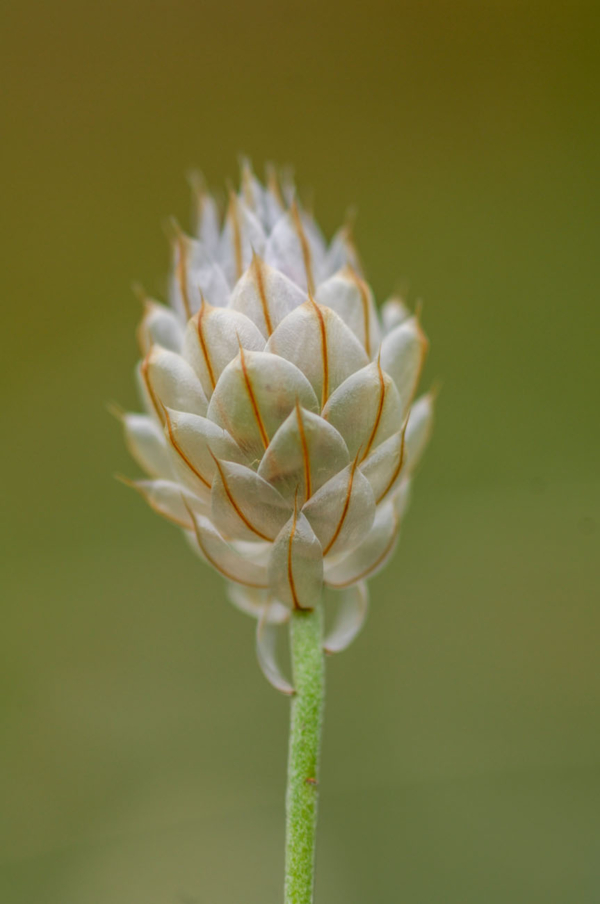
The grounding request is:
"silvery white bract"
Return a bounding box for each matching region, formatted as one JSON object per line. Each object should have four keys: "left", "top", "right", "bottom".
{"left": 119, "top": 163, "right": 434, "bottom": 691}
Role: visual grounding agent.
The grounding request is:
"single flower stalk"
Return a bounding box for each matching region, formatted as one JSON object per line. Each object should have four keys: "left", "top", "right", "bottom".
{"left": 116, "top": 162, "right": 434, "bottom": 904}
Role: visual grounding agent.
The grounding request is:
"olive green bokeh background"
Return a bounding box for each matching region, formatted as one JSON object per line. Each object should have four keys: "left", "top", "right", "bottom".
{"left": 1, "top": 1, "right": 599, "bottom": 901}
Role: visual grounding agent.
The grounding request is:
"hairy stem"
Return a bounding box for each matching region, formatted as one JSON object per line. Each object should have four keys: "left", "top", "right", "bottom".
{"left": 284, "top": 604, "right": 325, "bottom": 904}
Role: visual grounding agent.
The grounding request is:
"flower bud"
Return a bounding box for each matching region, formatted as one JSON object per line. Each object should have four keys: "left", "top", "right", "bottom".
{"left": 118, "top": 164, "right": 433, "bottom": 688}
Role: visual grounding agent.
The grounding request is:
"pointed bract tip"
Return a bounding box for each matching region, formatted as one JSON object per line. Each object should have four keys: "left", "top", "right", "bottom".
{"left": 188, "top": 169, "right": 209, "bottom": 228}
{"left": 225, "top": 178, "right": 238, "bottom": 205}
{"left": 187, "top": 168, "right": 206, "bottom": 194}
{"left": 106, "top": 401, "right": 125, "bottom": 422}
{"left": 131, "top": 281, "right": 149, "bottom": 305}
{"left": 164, "top": 216, "right": 185, "bottom": 246}
{"left": 392, "top": 274, "right": 410, "bottom": 298}
{"left": 302, "top": 186, "right": 315, "bottom": 217}
{"left": 342, "top": 225, "right": 364, "bottom": 275}
{"left": 343, "top": 260, "right": 366, "bottom": 286}
{"left": 250, "top": 246, "right": 264, "bottom": 269}
{"left": 140, "top": 298, "right": 162, "bottom": 324}
{"left": 239, "top": 155, "right": 255, "bottom": 196}
{"left": 265, "top": 162, "right": 285, "bottom": 207}
{"left": 197, "top": 290, "right": 211, "bottom": 313}
{"left": 410, "top": 304, "right": 429, "bottom": 353}
{"left": 235, "top": 330, "right": 245, "bottom": 355}
{"left": 114, "top": 472, "right": 136, "bottom": 489}
{"left": 180, "top": 492, "right": 199, "bottom": 529}
{"left": 280, "top": 163, "right": 295, "bottom": 190}
{"left": 344, "top": 205, "right": 358, "bottom": 233}
{"left": 428, "top": 380, "right": 443, "bottom": 402}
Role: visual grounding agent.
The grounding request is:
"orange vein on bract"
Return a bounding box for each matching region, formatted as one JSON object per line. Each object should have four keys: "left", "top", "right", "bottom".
{"left": 241, "top": 160, "right": 255, "bottom": 210}
{"left": 211, "top": 453, "right": 273, "bottom": 542}
{"left": 347, "top": 266, "right": 371, "bottom": 358}
{"left": 295, "top": 402, "right": 312, "bottom": 501}
{"left": 185, "top": 501, "right": 269, "bottom": 589}
{"left": 140, "top": 352, "right": 165, "bottom": 425}
{"left": 308, "top": 295, "right": 329, "bottom": 408}
{"left": 407, "top": 310, "right": 430, "bottom": 409}
{"left": 176, "top": 232, "right": 193, "bottom": 320}
{"left": 228, "top": 190, "right": 244, "bottom": 281}
{"left": 322, "top": 454, "right": 360, "bottom": 556}
{"left": 375, "top": 426, "right": 407, "bottom": 505}
{"left": 239, "top": 345, "right": 269, "bottom": 449}
{"left": 188, "top": 170, "right": 207, "bottom": 234}
{"left": 360, "top": 357, "right": 386, "bottom": 462}
{"left": 291, "top": 200, "right": 315, "bottom": 295}
{"left": 135, "top": 294, "right": 155, "bottom": 354}
{"left": 163, "top": 407, "right": 211, "bottom": 488}
{"left": 196, "top": 298, "right": 217, "bottom": 390}
{"left": 266, "top": 163, "right": 285, "bottom": 209}
{"left": 252, "top": 252, "right": 274, "bottom": 336}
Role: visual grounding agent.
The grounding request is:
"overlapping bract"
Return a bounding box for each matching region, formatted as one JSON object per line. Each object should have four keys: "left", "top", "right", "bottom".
{"left": 119, "top": 164, "right": 433, "bottom": 690}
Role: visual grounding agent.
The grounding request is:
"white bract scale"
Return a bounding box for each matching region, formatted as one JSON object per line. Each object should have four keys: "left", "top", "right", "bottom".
{"left": 118, "top": 163, "right": 434, "bottom": 692}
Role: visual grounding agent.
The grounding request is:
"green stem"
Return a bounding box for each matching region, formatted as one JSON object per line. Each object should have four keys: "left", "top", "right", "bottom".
{"left": 284, "top": 604, "right": 325, "bottom": 904}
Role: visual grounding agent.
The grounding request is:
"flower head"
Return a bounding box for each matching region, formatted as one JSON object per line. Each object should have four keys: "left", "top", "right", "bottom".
{"left": 118, "top": 163, "right": 433, "bottom": 689}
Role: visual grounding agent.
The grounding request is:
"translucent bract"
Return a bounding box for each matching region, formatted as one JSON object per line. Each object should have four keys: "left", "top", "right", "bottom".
{"left": 118, "top": 164, "right": 433, "bottom": 689}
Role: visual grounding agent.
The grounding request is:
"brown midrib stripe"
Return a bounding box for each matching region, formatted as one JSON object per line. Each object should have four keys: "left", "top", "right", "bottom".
{"left": 358, "top": 278, "right": 371, "bottom": 358}
{"left": 176, "top": 235, "right": 193, "bottom": 320}
{"left": 239, "top": 347, "right": 269, "bottom": 449}
{"left": 375, "top": 429, "right": 406, "bottom": 505}
{"left": 291, "top": 202, "right": 315, "bottom": 295}
{"left": 253, "top": 255, "right": 274, "bottom": 336}
{"left": 229, "top": 194, "right": 243, "bottom": 280}
{"left": 197, "top": 303, "right": 216, "bottom": 390}
{"left": 296, "top": 405, "right": 312, "bottom": 501}
{"left": 141, "top": 355, "right": 165, "bottom": 425}
{"left": 322, "top": 457, "right": 358, "bottom": 556}
{"left": 310, "top": 299, "right": 329, "bottom": 407}
{"left": 213, "top": 457, "right": 272, "bottom": 542}
{"left": 190, "top": 512, "right": 269, "bottom": 589}
{"left": 164, "top": 409, "right": 211, "bottom": 488}
{"left": 348, "top": 268, "right": 371, "bottom": 357}
{"left": 361, "top": 361, "right": 386, "bottom": 462}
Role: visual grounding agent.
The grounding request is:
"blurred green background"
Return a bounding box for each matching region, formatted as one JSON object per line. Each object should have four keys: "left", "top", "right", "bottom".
{"left": 1, "top": 0, "right": 599, "bottom": 901}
